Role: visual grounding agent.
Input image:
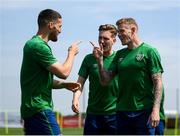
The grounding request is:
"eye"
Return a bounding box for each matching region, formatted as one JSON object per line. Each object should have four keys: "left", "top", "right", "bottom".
{"left": 119, "top": 29, "right": 125, "bottom": 33}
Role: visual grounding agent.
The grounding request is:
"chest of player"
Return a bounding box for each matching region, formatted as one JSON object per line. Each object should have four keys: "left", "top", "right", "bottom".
{"left": 117, "top": 50, "right": 148, "bottom": 73}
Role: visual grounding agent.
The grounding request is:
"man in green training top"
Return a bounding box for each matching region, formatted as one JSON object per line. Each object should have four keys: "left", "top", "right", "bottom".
{"left": 93, "top": 18, "right": 164, "bottom": 135}
{"left": 20, "top": 9, "right": 81, "bottom": 135}
{"left": 72, "top": 24, "right": 118, "bottom": 135}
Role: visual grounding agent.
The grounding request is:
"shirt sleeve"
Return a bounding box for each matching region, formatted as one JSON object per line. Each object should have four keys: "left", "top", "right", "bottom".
{"left": 78, "top": 55, "right": 89, "bottom": 79}
{"left": 148, "top": 48, "right": 164, "bottom": 74}
{"left": 32, "top": 43, "right": 58, "bottom": 68}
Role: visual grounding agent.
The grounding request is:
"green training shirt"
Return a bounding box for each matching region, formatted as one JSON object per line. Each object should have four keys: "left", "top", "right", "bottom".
{"left": 20, "top": 36, "right": 57, "bottom": 118}
{"left": 78, "top": 52, "right": 118, "bottom": 115}
{"left": 114, "top": 43, "right": 164, "bottom": 111}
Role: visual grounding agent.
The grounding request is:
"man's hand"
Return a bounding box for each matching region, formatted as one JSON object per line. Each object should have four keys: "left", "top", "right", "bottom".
{"left": 90, "top": 41, "right": 103, "bottom": 61}
{"left": 93, "top": 47, "right": 103, "bottom": 61}
{"left": 64, "top": 82, "right": 81, "bottom": 92}
{"left": 68, "top": 41, "right": 82, "bottom": 56}
{"left": 72, "top": 90, "right": 82, "bottom": 114}
{"left": 72, "top": 97, "right": 80, "bottom": 114}
{"left": 148, "top": 108, "right": 160, "bottom": 128}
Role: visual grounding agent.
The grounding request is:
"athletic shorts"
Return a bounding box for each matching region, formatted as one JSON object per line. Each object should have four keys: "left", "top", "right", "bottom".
{"left": 83, "top": 113, "right": 117, "bottom": 135}
{"left": 117, "top": 109, "right": 155, "bottom": 135}
{"left": 155, "top": 120, "right": 165, "bottom": 135}
{"left": 23, "top": 109, "right": 61, "bottom": 135}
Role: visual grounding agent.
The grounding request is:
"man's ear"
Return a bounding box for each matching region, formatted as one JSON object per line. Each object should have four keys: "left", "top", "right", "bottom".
{"left": 113, "top": 37, "right": 116, "bottom": 43}
{"left": 48, "top": 22, "right": 54, "bottom": 29}
{"left": 131, "top": 26, "right": 136, "bottom": 34}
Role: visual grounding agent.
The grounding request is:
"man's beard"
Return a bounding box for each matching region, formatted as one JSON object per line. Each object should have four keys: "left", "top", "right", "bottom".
{"left": 49, "top": 33, "right": 58, "bottom": 42}
{"left": 120, "top": 37, "right": 131, "bottom": 45}
{"left": 118, "top": 35, "right": 131, "bottom": 45}
{"left": 103, "top": 45, "right": 111, "bottom": 52}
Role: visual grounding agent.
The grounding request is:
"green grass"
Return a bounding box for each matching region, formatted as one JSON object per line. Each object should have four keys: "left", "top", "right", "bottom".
{"left": 0, "top": 128, "right": 83, "bottom": 135}
{"left": 0, "top": 128, "right": 180, "bottom": 135}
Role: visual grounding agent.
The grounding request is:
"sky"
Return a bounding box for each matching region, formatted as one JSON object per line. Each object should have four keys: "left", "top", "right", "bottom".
{"left": 0, "top": 0, "right": 180, "bottom": 115}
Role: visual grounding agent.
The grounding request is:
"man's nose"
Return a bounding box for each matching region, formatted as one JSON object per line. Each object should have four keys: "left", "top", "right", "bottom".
{"left": 99, "top": 39, "right": 104, "bottom": 43}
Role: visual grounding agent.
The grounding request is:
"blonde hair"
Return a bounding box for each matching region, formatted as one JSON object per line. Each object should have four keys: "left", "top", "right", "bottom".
{"left": 98, "top": 24, "right": 117, "bottom": 38}
{"left": 116, "top": 18, "right": 138, "bottom": 29}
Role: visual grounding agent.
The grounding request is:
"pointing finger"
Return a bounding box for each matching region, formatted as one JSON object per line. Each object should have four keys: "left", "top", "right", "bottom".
{"left": 89, "top": 41, "right": 95, "bottom": 47}
{"left": 77, "top": 41, "right": 82, "bottom": 45}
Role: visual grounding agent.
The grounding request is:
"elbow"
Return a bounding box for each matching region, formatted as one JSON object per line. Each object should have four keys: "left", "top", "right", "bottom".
{"left": 58, "top": 73, "right": 69, "bottom": 79}
{"left": 60, "top": 75, "right": 68, "bottom": 80}
{"left": 48, "top": 62, "right": 72, "bottom": 79}
{"left": 60, "top": 70, "right": 72, "bottom": 79}
{"left": 54, "top": 67, "right": 71, "bottom": 79}
{"left": 59, "top": 66, "right": 72, "bottom": 79}
{"left": 63, "top": 70, "right": 71, "bottom": 79}
{"left": 53, "top": 71, "right": 69, "bottom": 79}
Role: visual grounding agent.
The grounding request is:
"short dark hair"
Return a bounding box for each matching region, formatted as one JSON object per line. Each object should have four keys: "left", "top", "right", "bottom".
{"left": 38, "top": 9, "right": 62, "bottom": 28}
{"left": 116, "top": 18, "right": 138, "bottom": 29}
{"left": 98, "top": 24, "right": 117, "bottom": 38}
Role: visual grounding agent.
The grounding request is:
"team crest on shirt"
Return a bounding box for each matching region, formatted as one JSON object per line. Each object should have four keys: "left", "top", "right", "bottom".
{"left": 136, "top": 54, "right": 144, "bottom": 61}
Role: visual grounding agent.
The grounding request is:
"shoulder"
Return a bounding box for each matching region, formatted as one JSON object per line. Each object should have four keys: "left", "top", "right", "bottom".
{"left": 116, "top": 47, "right": 128, "bottom": 56}
{"left": 81, "top": 53, "right": 97, "bottom": 66}
{"left": 141, "top": 42, "right": 158, "bottom": 51}
{"left": 117, "top": 48, "right": 126, "bottom": 53}
{"left": 141, "top": 43, "right": 161, "bottom": 58}
{"left": 24, "top": 37, "right": 50, "bottom": 52}
{"left": 84, "top": 53, "right": 95, "bottom": 60}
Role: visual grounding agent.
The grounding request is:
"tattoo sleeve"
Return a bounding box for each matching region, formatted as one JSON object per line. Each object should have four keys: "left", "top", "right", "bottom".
{"left": 97, "top": 57, "right": 115, "bottom": 86}
{"left": 151, "top": 73, "right": 163, "bottom": 109}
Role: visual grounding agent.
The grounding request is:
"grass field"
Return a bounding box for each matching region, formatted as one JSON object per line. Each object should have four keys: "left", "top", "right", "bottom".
{"left": 0, "top": 128, "right": 180, "bottom": 135}
{"left": 0, "top": 128, "right": 83, "bottom": 135}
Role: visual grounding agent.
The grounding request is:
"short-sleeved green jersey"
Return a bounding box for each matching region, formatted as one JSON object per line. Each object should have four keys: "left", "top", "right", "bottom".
{"left": 114, "top": 43, "right": 164, "bottom": 111}
{"left": 20, "top": 36, "right": 58, "bottom": 118}
{"left": 78, "top": 52, "right": 118, "bottom": 115}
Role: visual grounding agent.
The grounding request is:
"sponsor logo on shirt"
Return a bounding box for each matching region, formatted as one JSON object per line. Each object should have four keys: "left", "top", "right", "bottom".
{"left": 136, "top": 54, "right": 144, "bottom": 61}
{"left": 93, "top": 64, "right": 98, "bottom": 68}
{"left": 118, "top": 58, "right": 124, "bottom": 62}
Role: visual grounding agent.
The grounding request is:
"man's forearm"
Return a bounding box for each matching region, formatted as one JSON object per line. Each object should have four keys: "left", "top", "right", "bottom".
{"left": 52, "top": 80, "right": 65, "bottom": 89}
{"left": 73, "top": 90, "right": 82, "bottom": 101}
{"left": 97, "top": 58, "right": 113, "bottom": 86}
{"left": 152, "top": 73, "right": 163, "bottom": 109}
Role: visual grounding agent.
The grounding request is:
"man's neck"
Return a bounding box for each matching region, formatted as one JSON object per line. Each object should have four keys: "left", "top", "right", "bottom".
{"left": 103, "top": 50, "right": 113, "bottom": 57}
{"left": 36, "top": 29, "right": 49, "bottom": 43}
{"left": 127, "top": 37, "right": 142, "bottom": 49}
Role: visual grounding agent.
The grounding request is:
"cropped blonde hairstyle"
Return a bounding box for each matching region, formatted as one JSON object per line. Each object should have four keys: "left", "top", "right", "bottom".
{"left": 116, "top": 18, "right": 138, "bottom": 29}
{"left": 98, "top": 24, "right": 117, "bottom": 38}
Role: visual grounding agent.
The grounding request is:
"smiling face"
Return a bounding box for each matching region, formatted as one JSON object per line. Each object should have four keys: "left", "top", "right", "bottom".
{"left": 117, "top": 24, "right": 133, "bottom": 45}
{"left": 98, "top": 30, "right": 116, "bottom": 55}
{"left": 116, "top": 18, "right": 138, "bottom": 46}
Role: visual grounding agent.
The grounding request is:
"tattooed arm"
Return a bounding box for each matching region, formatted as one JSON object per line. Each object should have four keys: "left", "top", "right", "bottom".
{"left": 93, "top": 47, "right": 116, "bottom": 86}
{"left": 149, "top": 72, "right": 163, "bottom": 128}
{"left": 152, "top": 73, "right": 163, "bottom": 109}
